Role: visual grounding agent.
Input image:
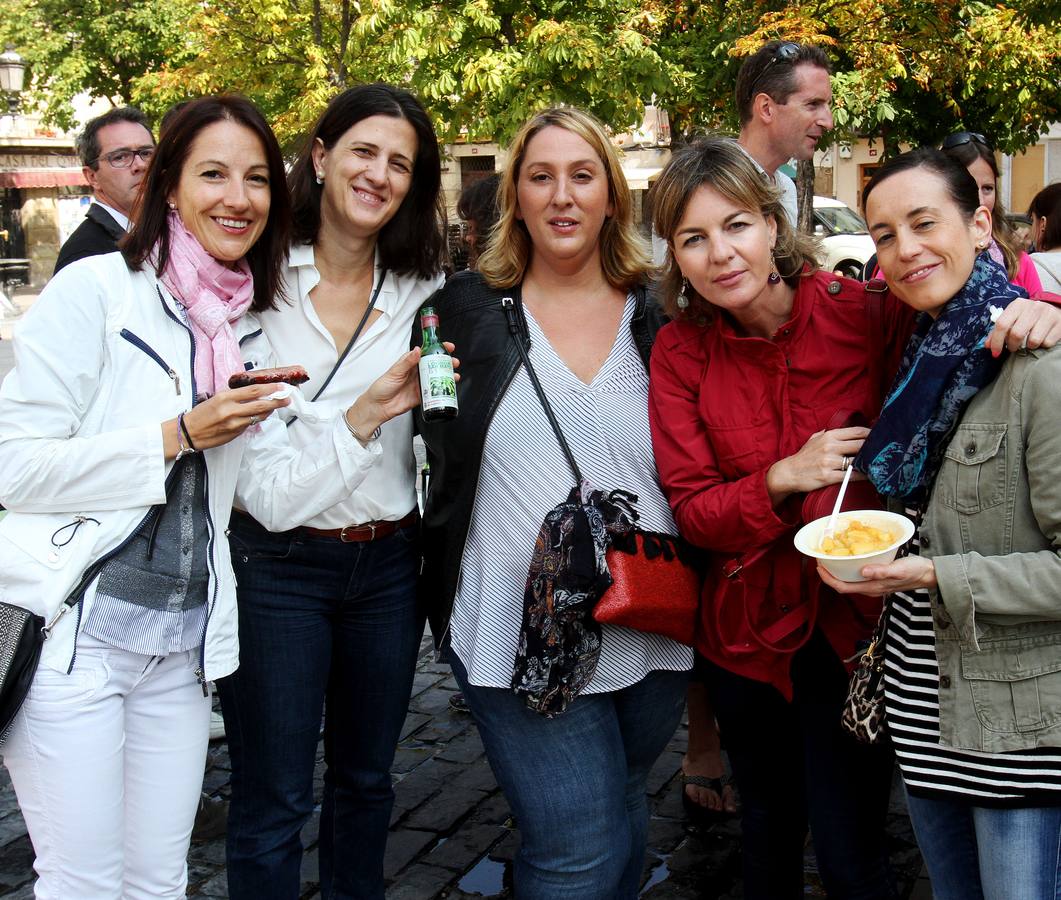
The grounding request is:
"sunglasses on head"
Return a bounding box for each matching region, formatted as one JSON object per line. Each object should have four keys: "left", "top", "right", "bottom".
{"left": 747, "top": 42, "right": 802, "bottom": 98}
{"left": 941, "top": 132, "right": 990, "bottom": 151}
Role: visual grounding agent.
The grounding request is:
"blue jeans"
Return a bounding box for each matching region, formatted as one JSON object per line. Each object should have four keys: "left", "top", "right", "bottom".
{"left": 702, "top": 630, "right": 897, "bottom": 900}
{"left": 450, "top": 653, "right": 688, "bottom": 900}
{"left": 906, "top": 789, "right": 1061, "bottom": 900}
{"left": 217, "top": 513, "right": 422, "bottom": 900}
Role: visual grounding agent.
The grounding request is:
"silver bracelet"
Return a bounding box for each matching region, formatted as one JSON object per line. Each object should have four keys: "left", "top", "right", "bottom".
{"left": 344, "top": 412, "right": 381, "bottom": 445}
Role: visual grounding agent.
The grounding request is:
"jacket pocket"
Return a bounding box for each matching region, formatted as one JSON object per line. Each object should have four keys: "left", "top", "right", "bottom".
{"left": 703, "top": 418, "right": 777, "bottom": 479}
{"left": 935, "top": 423, "right": 1007, "bottom": 515}
{"left": 120, "top": 329, "right": 181, "bottom": 395}
{"left": 962, "top": 633, "right": 1061, "bottom": 734}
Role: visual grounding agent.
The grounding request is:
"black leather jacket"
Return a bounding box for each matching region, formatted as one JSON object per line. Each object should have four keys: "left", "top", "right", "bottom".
{"left": 414, "top": 270, "right": 667, "bottom": 647}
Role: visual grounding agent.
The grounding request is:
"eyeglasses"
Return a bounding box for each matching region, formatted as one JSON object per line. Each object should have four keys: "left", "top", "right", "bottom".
{"left": 747, "top": 42, "right": 802, "bottom": 99}
{"left": 941, "top": 132, "right": 990, "bottom": 151}
{"left": 91, "top": 147, "right": 155, "bottom": 169}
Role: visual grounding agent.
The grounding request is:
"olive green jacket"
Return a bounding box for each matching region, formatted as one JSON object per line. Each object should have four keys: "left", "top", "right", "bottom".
{"left": 920, "top": 345, "right": 1061, "bottom": 753}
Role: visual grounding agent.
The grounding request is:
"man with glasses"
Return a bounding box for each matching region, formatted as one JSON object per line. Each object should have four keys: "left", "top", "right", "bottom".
{"left": 735, "top": 40, "right": 834, "bottom": 227}
{"left": 54, "top": 107, "right": 155, "bottom": 275}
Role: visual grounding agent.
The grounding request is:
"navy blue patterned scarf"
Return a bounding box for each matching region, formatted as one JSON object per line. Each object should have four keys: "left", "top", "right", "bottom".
{"left": 855, "top": 254, "right": 1026, "bottom": 502}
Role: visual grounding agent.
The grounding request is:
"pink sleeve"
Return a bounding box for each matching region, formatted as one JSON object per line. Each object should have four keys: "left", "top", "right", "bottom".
{"left": 1015, "top": 252, "right": 1044, "bottom": 294}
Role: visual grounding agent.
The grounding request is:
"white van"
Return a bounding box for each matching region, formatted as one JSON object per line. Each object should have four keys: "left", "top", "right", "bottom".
{"left": 813, "top": 196, "right": 874, "bottom": 278}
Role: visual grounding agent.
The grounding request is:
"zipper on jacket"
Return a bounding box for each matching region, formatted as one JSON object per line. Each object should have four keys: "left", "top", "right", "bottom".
{"left": 194, "top": 458, "right": 219, "bottom": 697}
{"left": 156, "top": 286, "right": 199, "bottom": 400}
{"left": 120, "top": 329, "right": 181, "bottom": 395}
{"left": 157, "top": 283, "right": 215, "bottom": 692}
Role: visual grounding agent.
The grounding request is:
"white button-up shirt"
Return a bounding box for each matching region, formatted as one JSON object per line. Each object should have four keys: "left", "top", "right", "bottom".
{"left": 251, "top": 243, "right": 444, "bottom": 528}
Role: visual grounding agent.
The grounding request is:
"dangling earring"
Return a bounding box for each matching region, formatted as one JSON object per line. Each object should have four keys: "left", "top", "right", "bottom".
{"left": 768, "top": 251, "right": 781, "bottom": 285}
{"left": 677, "top": 278, "right": 690, "bottom": 310}
{"left": 315, "top": 171, "right": 324, "bottom": 185}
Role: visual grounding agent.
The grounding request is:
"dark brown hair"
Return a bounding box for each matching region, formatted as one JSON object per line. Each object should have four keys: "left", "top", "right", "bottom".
{"left": 941, "top": 137, "right": 1021, "bottom": 277}
{"left": 735, "top": 41, "right": 831, "bottom": 126}
{"left": 862, "top": 147, "right": 981, "bottom": 218}
{"left": 288, "top": 84, "right": 445, "bottom": 279}
{"left": 1028, "top": 182, "right": 1061, "bottom": 252}
{"left": 121, "top": 95, "right": 290, "bottom": 312}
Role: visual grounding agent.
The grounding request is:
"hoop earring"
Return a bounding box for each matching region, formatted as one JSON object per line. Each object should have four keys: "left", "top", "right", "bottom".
{"left": 677, "top": 278, "right": 690, "bottom": 310}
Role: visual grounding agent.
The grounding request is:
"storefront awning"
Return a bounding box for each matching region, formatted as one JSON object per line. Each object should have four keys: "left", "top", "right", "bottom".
{"left": 0, "top": 168, "right": 87, "bottom": 189}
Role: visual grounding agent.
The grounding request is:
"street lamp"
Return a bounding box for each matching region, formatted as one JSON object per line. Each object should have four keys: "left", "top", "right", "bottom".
{"left": 0, "top": 46, "right": 26, "bottom": 115}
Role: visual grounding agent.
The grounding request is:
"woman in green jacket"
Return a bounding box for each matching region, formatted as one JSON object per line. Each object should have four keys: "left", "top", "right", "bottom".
{"left": 824, "top": 148, "right": 1061, "bottom": 900}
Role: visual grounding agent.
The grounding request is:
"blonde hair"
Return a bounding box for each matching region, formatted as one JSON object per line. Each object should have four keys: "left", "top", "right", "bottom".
{"left": 650, "top": 137, "right": 820, "bottom": 321}
{"left": 477, "top": 107, "right": 652, "bottom": 290}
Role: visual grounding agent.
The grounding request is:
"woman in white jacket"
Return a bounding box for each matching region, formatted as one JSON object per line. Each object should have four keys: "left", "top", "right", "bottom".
{"left": 0, "top": 95, "right": 425, "bottom": 900}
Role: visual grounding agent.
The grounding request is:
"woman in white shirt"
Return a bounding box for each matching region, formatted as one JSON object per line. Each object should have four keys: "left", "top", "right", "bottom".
{"left": 217, "top": 84, "right": 447, "bottom": 900}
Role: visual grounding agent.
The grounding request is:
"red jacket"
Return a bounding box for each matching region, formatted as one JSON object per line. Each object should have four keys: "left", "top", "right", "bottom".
{"left": 649, "top": 271, "right": 914, "bottom": 697}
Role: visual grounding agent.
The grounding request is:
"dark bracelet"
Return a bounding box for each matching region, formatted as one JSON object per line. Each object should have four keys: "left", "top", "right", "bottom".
{"left": 178, "top": 412, "right": 198, "bottom": 451}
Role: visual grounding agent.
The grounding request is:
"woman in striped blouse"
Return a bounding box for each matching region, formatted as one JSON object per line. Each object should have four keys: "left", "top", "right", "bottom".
{"left": 416, "top": 107, "right": 693, "bottom": 900}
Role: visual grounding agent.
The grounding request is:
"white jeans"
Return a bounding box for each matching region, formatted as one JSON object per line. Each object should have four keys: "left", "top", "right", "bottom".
{"left": 2, "top": 634, "right": 211, "bottom": 899}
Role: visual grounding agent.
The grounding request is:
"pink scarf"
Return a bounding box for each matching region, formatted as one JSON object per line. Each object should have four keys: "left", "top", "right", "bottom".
{"left": 159, "top": 211, "right": 254, "bottom": 397}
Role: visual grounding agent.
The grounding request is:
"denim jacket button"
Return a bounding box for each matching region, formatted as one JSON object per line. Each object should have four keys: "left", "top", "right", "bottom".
{"left": 920, "top": 535, "right": 931, "bottom": 549}
{"left": 936, "top": 615, "right": 951, "bottom": 629}
{"left": 939, "top": 675, "right": 952, "bottom": 688}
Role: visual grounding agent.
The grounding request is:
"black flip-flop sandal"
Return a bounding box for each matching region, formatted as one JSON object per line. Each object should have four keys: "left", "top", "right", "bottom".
{"left": 681, "top": 773, "right": 737, "bottom": 825}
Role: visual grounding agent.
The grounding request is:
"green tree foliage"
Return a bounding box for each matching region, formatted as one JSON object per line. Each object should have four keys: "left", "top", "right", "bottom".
{"left": 0, "top": 0, "right": 197, "bottom": 129}
{"left": 2, "top": 0, "right": 1057, "bottom": 163}
{"left": 133, "top": 0, "right": 682, "bottom": 146}
{"left": 663, "top": 0, "right": 1060, "bottom": 156}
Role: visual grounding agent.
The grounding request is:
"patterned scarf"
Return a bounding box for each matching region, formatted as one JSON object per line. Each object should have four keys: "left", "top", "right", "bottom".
{"left": 158, "top": 211, "right": 254, "bottom": 398}
{"left": 510, "top": 482, "right": 637, "bottom": 717}
{"left": 855, "top": 254, "right": 1026, "bottom": 502}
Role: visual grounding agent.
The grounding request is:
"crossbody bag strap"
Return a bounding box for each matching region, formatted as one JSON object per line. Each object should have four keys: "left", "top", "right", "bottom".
{"left": 310, "top": 267, "right": 389, "bottom": 402}
{"left": 286, "top": 267, "right": 388, "bottom": 429}
{"left": 500, "top": 293, "right": 583, "bottom": 487}
{"left": 863, "top": 281, "right": 888, "bottom": 406}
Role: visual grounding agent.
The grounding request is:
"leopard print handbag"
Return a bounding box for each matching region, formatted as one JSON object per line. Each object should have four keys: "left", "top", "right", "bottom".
{"left": 841, "top": 600, "right": 890, "bottom": 744}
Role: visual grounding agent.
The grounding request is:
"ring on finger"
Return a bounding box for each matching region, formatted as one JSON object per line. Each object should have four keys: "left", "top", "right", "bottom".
{"left": 249, "top": 414, "right": 261, "bottom": 426}
{"left": 841, "top": 455, "right": 852, "bottom": 471}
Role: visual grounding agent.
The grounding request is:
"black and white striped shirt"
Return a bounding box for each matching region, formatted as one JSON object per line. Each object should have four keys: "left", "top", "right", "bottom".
{"left": 451, "top": 297, "right": 694, "bottom": 691}
{"left": 885, "top": 518, "right": 1061, "bottom": 806}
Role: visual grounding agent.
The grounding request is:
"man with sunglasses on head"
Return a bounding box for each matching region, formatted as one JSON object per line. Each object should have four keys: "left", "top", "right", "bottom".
{"left": 735, "top": 40, "right": 834, "bottom": 227}
{"left": 54, "top": 107, "right": 155, "bottom": 275}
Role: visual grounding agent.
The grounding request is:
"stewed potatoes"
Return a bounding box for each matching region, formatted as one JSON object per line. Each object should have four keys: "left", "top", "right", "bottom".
{"left": 819, "top": 519, "right": 897, "bottom": 557}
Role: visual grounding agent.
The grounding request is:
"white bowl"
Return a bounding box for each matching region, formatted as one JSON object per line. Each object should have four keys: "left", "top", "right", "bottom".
{"left": 794, "top": 510, "right": 915, "bottom": 583}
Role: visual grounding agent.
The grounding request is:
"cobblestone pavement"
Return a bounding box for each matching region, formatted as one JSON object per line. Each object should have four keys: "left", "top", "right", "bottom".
{"left": 0, "top": 632, "right": 933, "bottom": 899}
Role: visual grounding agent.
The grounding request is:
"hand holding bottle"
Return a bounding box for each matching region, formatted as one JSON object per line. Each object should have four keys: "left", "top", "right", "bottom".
{"left": 344, "top": 343, "right": 460, "bottom": 441}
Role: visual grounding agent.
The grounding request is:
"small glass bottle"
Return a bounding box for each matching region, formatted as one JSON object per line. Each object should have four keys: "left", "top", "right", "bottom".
{"left": 418, "top": 306, "right": 458, "bottom": 422}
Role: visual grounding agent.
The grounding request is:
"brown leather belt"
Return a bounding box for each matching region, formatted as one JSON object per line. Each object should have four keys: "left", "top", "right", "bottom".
{"left": 301, "top": 508, "right": 419, "bottom": 543}
{"left": 233, "top": 508, "right": 419, "bottom": 543}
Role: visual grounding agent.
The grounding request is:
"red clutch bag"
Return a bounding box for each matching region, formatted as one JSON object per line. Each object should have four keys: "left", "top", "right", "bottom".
{"left": 594, "top": 530, "right": 701, "bottom": 646}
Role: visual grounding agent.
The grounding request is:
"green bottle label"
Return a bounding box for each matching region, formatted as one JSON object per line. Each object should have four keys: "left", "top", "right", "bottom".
{"left": 419, "top": 354, "right": 457, "bottom": 411}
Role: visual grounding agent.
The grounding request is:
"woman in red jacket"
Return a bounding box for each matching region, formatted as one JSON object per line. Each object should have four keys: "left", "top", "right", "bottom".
{"left": 646, "top": 137, "right": 1058, "bottom": 899}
